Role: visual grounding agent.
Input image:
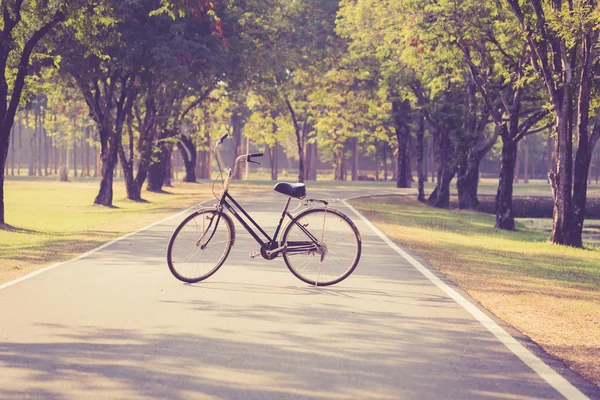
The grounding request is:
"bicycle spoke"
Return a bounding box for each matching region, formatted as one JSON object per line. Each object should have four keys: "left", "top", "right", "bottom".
{"left": 167, "top": 211, "right": 232, "bottom": 283}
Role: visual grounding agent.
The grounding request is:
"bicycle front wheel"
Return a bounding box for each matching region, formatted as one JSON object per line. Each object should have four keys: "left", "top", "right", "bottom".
{"left": 167, "top": 210, "right": 234, "bottom": 283}
{"left": 282, "top": 208, "right": 361, "bottom": 286}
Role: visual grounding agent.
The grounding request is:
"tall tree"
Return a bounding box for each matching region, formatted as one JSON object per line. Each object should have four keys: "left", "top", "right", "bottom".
{"left": 506, "top": 0, "right": 600, "bottom": 246}
{"left": 0, "top": 0, "right": 108, "bottom": 224}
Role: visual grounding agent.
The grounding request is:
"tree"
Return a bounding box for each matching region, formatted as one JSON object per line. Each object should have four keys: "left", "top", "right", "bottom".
{"left": 336, "top": 0, "right": 469, "bottom": 206}
{"left": 52, "top": 0, "right": 224, "bottom": 202}
{"left": 402, "top": 0, "right": 551, "bottom": 224}
{"left": 505, "top": 0, "right": 600, "bottom": 246}
{"left": 1, "top": 0, "right": 109, "bottom": 225}
{"left": 244, "top": 91, "right": 291, "bottom": 180}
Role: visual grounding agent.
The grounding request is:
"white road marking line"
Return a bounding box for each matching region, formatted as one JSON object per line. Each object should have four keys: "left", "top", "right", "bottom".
{"left": 342, "top": 199, "right": 589, "bottom": 400}
{"left": 0, "top": 206, "right": 195, "bottom": 291}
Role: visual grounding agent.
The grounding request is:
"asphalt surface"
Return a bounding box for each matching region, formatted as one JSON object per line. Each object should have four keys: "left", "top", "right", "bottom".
{"left": 1, "top": 187, "right": 598, "bottom": 400}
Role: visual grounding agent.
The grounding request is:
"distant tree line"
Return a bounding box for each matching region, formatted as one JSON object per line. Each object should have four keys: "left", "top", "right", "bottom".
{"left": 1, "top": 0, "right": 599, "bottom": 248}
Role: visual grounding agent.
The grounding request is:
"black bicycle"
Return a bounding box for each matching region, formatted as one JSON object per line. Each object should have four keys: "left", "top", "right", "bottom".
{"left": 166, "top": 134, "right": 362, "bottom": 286}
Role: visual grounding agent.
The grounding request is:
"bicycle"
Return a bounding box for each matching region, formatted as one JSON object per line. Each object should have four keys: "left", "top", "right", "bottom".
{"left": 166, "top": 134, "right": 362, "bottom": 286}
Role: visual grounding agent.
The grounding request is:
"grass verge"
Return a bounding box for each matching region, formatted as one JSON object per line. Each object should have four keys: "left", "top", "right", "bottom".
{"left": 0, "top": 179, "right": 222, "bottom": 285}
{"left": 350, "top": 196, "right": 600, "bottom": 387}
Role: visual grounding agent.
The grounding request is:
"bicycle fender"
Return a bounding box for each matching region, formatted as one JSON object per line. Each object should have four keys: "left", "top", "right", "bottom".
{"left": 223, "top": 212, "right": 236, "bottom": 247}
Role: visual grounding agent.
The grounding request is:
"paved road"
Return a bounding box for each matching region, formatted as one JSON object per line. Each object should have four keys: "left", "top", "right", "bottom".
{"left": 0, "top": 187, "right": 598, "bottom": 400}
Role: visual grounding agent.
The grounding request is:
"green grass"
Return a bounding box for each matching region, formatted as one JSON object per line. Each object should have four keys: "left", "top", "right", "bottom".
{"left": 351, "top": 196, "right": 600, "bottom": 288}
{"left": 0, "top": 179, "right": 218, "bottom": 283}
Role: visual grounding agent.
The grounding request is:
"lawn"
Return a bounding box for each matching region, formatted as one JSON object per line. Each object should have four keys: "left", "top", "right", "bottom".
{"left": 0, "top": 178, "right": 217, "bottom": 284}
{"left": 350, "top": 195, "right": 600, "bottom": 387}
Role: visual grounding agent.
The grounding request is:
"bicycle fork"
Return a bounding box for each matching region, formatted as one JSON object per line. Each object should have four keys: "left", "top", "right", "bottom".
{"left": 315, "top": 206, "right": 328, "bottom": 286}
{"left": 196, "top": 212, "right": 220, "bottom": 249}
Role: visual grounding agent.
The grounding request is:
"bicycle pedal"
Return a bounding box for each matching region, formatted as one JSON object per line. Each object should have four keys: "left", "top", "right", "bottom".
{"left": 249, "top": 251, "right": 261, "bottom": 259}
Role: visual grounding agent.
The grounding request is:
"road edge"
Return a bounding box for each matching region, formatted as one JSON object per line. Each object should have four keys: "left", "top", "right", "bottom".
{"left": 0, "top": 206, "right": 195, "bottom": 291}
{"left": 342, "top": 197, "right": 591, "bottom": 400}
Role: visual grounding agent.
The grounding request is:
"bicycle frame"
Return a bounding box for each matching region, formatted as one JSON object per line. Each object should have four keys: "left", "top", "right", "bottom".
{"left": 209, "top": 135, "right": 322, "bottom": 259}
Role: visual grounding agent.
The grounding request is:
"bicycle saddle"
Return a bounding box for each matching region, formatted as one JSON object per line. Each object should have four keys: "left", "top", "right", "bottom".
{"left": 273, "top": 182, "right": 306, "bottom": 199}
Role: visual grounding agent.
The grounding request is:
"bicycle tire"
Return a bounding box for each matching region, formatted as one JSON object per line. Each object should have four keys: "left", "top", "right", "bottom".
{"left": 281, "top": 208, "right": 361, "bottom": 286}
{"left": 167, "top": 209, "right": 234, "bottom": 283}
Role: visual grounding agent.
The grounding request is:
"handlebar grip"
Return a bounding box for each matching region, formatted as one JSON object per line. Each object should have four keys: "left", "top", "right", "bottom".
{"left": 249, "top": 152, "right": 264, "bottom": 158}
{"left": 218, "top": 134, "right": 228, "bottom": 144}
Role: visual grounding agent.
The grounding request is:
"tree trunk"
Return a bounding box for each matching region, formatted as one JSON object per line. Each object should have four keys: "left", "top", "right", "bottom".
{"left": 197, "top": 148, "right": 211, "bottom": 180}
{"left": 392, "top": 98, "right": 411, "bottom": 188}
{"left": 571, "top": 127, "right": 596, "bottom": 247}
{"left": 38, "top": 106, "right": 43, "bottom": 176}
{"left": 53, "top": 138, "right": 58, "bottom": 175}
{"left": 94, "top": 126, "right": 118, "bottom": 205}
{"left": 43, "top": 111, "right": 48, "bottom": 176}
{"left": 269, "top": 141, "right": 278, "bottom": 181}
{"left": 417, "top": 113, "right": 425, "bottom": 202}
{"left": 351, "top": 137, "right": 358, "bottom": 181}
{"left": 94, "top": 142, "right": 99, "bottom": 178}
{"left": 434, "top": 167, "right": 454, "bottom": 209}
{"left": 285, "top": 98, "right": 305, "bottom": 183}
{"left": 203, "top": 136, "right": 212, "bottom": 180}
{"left": 406, "top": 134, "right": 413, "bottom": 184}
{"left": 514, "top": 141, "right": 519, "bottom": 183}
{"left": 522, "top": 136, "right": 528, "bottom": 183}
{"left": 310, "top": 139, "right": 318, "bottom": 180}
{"left": 297, "top": 135, "right": 305, "bottom": 182}
{"left": 376, "top": 143, "right": 381, "bottom": 181}
{"left": 10, "top": 124, "right": 15, "bottom": 175}
{"left": 147, "top": 129, "right": 170, "bottom": 192}
{"left": 304, "top": 138, "right": 318, "bottom": 181}
{"left": 570, "top": 31, "right": 600, "bottom": 247}
{"left": 0, "top": 127, "right": 9, "bottom": 224}
{"left": 118, "top": 116, "right": 142, "bottom": 201}
{"left": 147, "top": 150, "right": 166, "bottom": 192}
{"left": 550, "top": 105, "right": 575, "bottom": 245}
{"left": 120, "top": 146, "right": 141, "bottom": 201}
{"left": 80, "top": 130, "right": 85, "bottom": 177}
{"left": 85, "top": 126, "right": 91, "bottom": 176}
{"left": 428, "top": 129, "right": 453, "bottom": 208}
{"left": 17, "top": 118, "right": 22, "bottom": 176}
{"left": 72, "top": 130, "right": 78, "bottom": 178}
{"left": 28, "top": 109, "right": 34, "bottom": 176}
{"left": 546, "top": 128, "right": 553, "bottom": 182}
{"left": 457, "top": 157, "right": 482, "bottom": 210}
{"left": 231, "top": 111, "right": 243, "bottom": 180}
{"left": 382, "top": 143, "right": 387, "bottom": 181}
{"left": 424, "top": 137, "right": 429, "bottom": 182}
{"left": 495, "top": 128, "right": 516, "bottom": 230}
{"left": 430, "top": 131, "right": 437, "bottom": 182}
{"left": 163, "top": 148, "right": 173, "bottom": 187}
{"left": 179, "top": 134, "right": 197, "bottom": 182}
{"left": 305, "top": 139, "right": 313, "bottom": 181}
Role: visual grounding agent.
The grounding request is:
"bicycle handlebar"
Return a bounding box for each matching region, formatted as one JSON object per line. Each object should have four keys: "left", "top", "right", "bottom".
{"left": 213, "top": 135, "right": 263, "bottom": 179}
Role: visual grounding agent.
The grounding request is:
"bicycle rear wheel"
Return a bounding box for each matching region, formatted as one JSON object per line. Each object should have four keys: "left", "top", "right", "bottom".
{"left": 282, "top": 208, "right": 361, "bottom": 286}
{"left": 167, "top": 210, "right": 234, "bottom": 283}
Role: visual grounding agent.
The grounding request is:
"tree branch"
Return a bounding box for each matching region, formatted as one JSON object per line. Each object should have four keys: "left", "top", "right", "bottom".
{"left": 486, "top": 34, "right": 517, "bottom": 68}
{"left": 1, "top": 0, "right": 25, "bottom": 37}
{"left": 180, "top": 85, "right": 215, "bottom": 122}
{"left": 284, "top": 95, "right": 299, "bottom": 132}
{"left": 5, "top": 8, "right": 65, "bottom": 131}
{"left": 513, "top": 108, "right": 551, "bottom": 142}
